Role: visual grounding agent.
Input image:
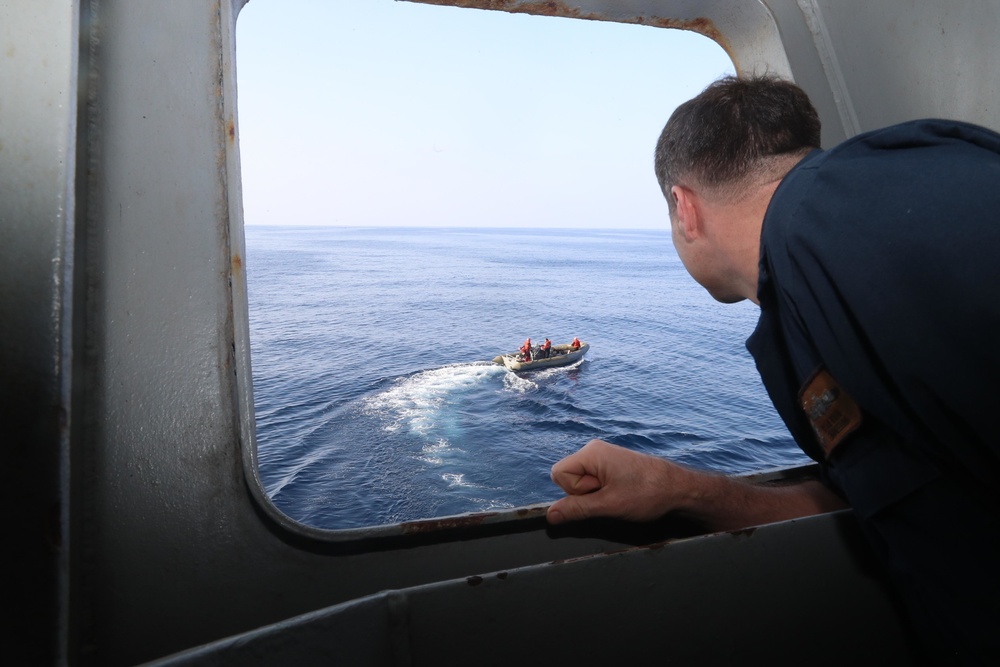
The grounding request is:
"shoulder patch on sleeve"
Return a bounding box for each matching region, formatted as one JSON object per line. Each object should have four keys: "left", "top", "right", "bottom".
{"left": 799, "top": 368, "right": 862, "bottom": 459}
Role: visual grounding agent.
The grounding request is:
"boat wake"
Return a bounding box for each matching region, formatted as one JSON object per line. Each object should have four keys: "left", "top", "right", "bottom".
{"left": 360, "top": 357, "right": 590, "bottom": 439}
{"left": 361, "top": 362, "right": 509, "bottom": 437}
{"left": 263, "top": 357, "right": 594, "bottom": 507}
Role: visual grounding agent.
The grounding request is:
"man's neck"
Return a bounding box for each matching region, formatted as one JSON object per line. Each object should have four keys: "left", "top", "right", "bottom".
{"left": 701, "top": 178, "right": 781, "bottom": 305}
{"left": 705, "top": 150, "right": 808, "bottom": 304}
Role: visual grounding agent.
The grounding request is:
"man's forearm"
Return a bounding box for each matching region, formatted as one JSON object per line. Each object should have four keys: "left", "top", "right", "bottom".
{"left": 673, "top": 467, "right": 848, "bottom": 531}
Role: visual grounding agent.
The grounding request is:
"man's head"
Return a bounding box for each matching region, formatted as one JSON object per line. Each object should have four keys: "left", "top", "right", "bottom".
{"left": 654, "top": 75, "right": 821, "bottom": 216}
{"left": 652, "top": 76, "right": 821, "bottom": 304}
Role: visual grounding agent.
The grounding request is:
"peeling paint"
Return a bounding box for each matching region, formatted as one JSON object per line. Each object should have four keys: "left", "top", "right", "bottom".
{"left": 399, "top": 512, "right": 498, "bottom": 534}
{"left": 397, "top": 505, "right": 546, "bottom": 534}
{"left": 407, "top": 0, "right": 732, "bottom": 55}
{"left": 515, "top": 506, "right": 547, "bottom": 518}
{"left": 729, "top": 526, "right": 758, "bottom": 539}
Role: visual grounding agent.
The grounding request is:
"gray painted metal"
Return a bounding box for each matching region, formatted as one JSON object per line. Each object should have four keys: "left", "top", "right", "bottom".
{"left": 0, "top": 2, "right": 79, "bottom": 663}
{"left": 2, "top": 0, "right": 995, "bottom": 664}
{"left": 150, "top": 512, "right": 915, "bottom": 666}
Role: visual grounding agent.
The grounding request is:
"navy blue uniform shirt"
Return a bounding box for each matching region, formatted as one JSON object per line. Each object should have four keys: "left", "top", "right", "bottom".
{"left": 747, "top": 119, "right": 1000, "bottom": 661}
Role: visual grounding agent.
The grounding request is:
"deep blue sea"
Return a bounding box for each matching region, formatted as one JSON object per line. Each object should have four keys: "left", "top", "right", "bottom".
{"left": 245, "top": 226, "right": 807, "bottom": 530}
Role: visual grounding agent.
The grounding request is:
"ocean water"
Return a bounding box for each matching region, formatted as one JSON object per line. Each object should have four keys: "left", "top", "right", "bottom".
{"left": 245, "top": 226, "right": 807, "bottom": 530}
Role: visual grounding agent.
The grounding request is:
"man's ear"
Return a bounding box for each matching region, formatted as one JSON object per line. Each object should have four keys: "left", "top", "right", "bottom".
{"left": 670, "top": 185, "right": 701, "bottom": 241}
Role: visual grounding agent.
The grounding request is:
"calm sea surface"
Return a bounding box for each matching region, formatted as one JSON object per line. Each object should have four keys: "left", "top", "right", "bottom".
{"left": 245, "top": 226, "right": 807, "bottom": 530}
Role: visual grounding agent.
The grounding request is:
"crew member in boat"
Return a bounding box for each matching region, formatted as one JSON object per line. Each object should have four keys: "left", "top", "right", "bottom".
{"left": 519, "top": 338, "right": 532, "bottom": 362}
{"left": 546, "top": 75, "right": 1000, "bottom": 662}
{"left": 541, "top": 338, "right": 552, "bottom": 359}
{"left": 570, "top": 337, "right": 581, "bottom": 350}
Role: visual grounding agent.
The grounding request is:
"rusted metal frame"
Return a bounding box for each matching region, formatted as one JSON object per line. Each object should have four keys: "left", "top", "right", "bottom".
{"left": 401, "top": 0, "right": 734, "bottom": 56}
{"left": 397, "top": 1, "right": 798, "bottom": 81}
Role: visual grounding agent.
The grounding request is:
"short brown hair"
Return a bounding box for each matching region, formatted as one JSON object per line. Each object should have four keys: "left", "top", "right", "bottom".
{"left": 654, "top": 75, "right": 821, "bottom": 211}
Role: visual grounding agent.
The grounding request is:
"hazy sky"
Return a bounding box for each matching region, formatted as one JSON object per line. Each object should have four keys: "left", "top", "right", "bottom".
{"left": 235, "top": 0, "right": 735, "bottom": 228}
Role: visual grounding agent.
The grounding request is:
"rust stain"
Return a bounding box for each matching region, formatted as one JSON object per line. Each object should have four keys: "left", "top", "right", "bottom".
{"left": 600, "top": 540, "right": 671, "bottom": 557}
{"left": 226, "top": 118, "right": 235, "bottom": 143}
{"left": 515, "top": 506, "right": 546, "bottom": 518}
{"left": 231, "top": 253, "right": 242, "bottom": 273}
{"left": 648, "top": 16, "right": 728, "bottom": 47}
{"left": 729, "top": 526, "right": 758, "bottom": 539}
{"left": 400, "top": 511, "right": 498, "bottom": 534}
{"left": 412, "top": 0, "right": 604, "bottom": 18}
{"left": 408, "top": 0, "right": 731, "bottom": 54}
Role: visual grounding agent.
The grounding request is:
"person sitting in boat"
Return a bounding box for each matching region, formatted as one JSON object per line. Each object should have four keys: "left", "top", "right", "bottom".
{"left": 541, "top": 338, "right": 552, "bottom": 359}
{"left": 571, "top": 337, "right": 581, "bottom": 350}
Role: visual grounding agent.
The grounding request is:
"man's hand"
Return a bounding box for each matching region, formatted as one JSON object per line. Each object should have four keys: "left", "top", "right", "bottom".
{"left": 547, "top": 439, "right": 695, "bottom": 524}
{"left": 547, "top": 439, "right": 848, "bottom": 529}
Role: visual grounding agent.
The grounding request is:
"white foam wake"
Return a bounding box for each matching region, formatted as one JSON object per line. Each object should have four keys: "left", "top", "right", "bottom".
{"left": 362, "top": 363, "right": 507, "bottom": 436}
